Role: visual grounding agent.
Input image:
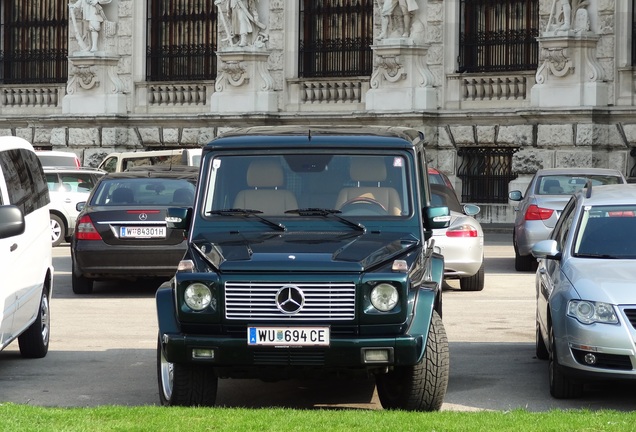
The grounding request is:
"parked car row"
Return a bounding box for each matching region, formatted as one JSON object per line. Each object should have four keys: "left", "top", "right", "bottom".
{"left": 506, "top": 167, "right": 636, "bottom": 399}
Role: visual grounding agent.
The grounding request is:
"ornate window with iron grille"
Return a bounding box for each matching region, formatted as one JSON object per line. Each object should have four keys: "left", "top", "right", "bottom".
{"left": 457, "top": 147, "right": 519, "bottom": 203}
{"left": 146, "top": 0, "right": 218, "bottom": 82}
{"left": 0, "top": 0, "right": 68, "bottom": 84}
{"left": 298, "top": 0, "right": 373, "bottom": 78}
{"left": 458, "top": 0, "right": 539, "bottom": 73}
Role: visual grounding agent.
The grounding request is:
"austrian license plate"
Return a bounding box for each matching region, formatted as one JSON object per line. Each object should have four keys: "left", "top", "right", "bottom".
{"left": 120, "top": 226, "right": 166, "bottom": 238}
{"left": 247, "top": 326, "right": 330, "bottom": 347}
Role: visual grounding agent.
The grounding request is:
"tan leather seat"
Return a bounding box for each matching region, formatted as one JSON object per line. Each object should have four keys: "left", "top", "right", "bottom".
{"left": 335, "top": 157, "right": 402, "bottom": 215}
{"left": 233, "top": 160, "right": 298, "bottom": 215}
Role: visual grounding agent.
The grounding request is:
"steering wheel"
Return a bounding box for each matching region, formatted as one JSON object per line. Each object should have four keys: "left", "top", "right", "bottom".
{"left": 338, "top": 196, "right": 388, "bottom": 215}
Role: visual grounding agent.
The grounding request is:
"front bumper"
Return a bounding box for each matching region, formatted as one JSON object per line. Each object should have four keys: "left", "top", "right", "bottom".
{"left": 160, "top": 331, "right": 425, "bottom": 377}
{"left": 554, "top": 315, "right": 636, "bottom": 380}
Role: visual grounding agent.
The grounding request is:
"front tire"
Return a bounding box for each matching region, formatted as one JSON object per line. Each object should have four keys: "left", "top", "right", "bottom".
{"left": 157, "top": 338, "right": 218, "bottom": 406}
{"left": 460, "top": 261, "right": 485, "bottom": 291}
{"left": 549, "top": 328, "right": 582, "bottom": 398}
{"left": 18, "top": 283, "right": 51, "bottom": 358}
{"left": 376, "top": 311, "right": 449, "bottom": 411}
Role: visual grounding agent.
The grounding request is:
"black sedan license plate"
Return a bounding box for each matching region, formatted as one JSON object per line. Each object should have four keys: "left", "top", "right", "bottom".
{"left": 248, "top": 326, "right": 330, "bottom": 346}
{"left": 120, "top": 226, "right": 166, "bottom": 238}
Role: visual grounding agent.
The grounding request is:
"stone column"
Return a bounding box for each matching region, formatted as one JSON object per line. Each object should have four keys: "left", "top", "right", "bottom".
{"left": 63, "top": 54, "right": 127, "bottom": 114}
{"left": 365, "top": 40, "right": 437, "bottom": 111}
{"left": 210, "top": 49, "right": 278, "bottom": 113}
{"left": 531, "top": 35, "right": 607, "bottom": 107}
{"left": 530, "top": 2, "right": 607, "bottom": 107}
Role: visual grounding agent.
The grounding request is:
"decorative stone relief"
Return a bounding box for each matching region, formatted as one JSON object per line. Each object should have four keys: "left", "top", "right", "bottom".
{"left": 67, "top": 65, "right": 99, "bottom": 94}
{"left": 370, "top": 56, "right": 406, "bottom": 88}
{"left": 215, "top": 61, "right": 249, "bottom": 91}
{"left": 535, "top": 47, "right": 574, "bottom": 84}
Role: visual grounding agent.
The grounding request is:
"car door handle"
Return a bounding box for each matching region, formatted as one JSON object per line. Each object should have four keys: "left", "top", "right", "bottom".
{"left": 65, "top": 198, "right": 72, "bottom": 203}
{"left": 10, "top": 243, "right": 17, "bottom": 252}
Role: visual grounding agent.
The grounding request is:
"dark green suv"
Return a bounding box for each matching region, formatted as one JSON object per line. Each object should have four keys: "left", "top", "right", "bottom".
{"left": 156, "top": 126, "right": 451, "bottom": 411}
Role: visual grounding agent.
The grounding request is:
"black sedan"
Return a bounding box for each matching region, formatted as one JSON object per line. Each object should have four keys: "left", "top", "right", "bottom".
{"left": 71, "top": 166, "right": 198, "bottom": 294}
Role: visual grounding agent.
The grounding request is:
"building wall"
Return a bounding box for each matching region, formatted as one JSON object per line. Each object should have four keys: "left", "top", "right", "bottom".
{"left": 1, "top": 0, "right": 635, "bottom": 224}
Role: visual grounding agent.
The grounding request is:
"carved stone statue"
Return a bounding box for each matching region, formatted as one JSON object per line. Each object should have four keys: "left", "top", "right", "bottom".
{"left": 215, "top": 0, "right": 267, "bottom": 48}
{"left": 376, "top": 0, "right": 420, "bottom": 40}
{"left": 546, "top": 0, "right": 591, "bottom": 34}
{"left": 69, "top": 0, "right": 113, "bottom": 53}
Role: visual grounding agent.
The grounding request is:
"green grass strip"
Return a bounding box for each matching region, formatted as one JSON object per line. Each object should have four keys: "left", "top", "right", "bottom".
{"left": 1, "top": 404, "right": 635, "bottom": 432}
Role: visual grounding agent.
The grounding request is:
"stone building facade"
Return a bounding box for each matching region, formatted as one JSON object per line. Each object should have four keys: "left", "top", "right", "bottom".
{"left": 1, "top": 0, "right": 635, "bottom": 224}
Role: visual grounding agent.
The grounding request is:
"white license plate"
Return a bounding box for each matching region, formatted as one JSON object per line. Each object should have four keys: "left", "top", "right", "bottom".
{"left": 247, "top": 326, "right": 330, "bottom": 347}
{"left": 120, "top": 226, "right": 166, "bottom": 238}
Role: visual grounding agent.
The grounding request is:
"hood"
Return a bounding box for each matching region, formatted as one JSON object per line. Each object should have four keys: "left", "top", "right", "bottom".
{"left": 192, "top": 230, "right": 420, "bottom": 272}
{"left": 562, "top": 259, "right": 636, "bottom": 304}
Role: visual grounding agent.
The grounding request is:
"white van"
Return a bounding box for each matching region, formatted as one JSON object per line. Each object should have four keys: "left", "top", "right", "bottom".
{"left": 98, "top": 148, "right": 202, "bottom": 173}
{"left": 0, "top": 136, "right": 54, "bottom": 358}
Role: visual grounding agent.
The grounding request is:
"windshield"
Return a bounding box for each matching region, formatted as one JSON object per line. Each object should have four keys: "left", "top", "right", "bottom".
{"left": 202, "top": 154, "right": 411, "bottom": 218}
{"left": 537, "top": 175, "right": 622, "bottom": 196}
{"left": 574, "top": 205, "right": 636, "bottom": 259}
{"left": 91, "top": 178, "right": 196, "bottom": 206}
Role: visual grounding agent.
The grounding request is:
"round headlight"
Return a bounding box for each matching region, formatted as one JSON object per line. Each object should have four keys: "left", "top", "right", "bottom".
{"left": 370, "top": 283, "right": 399, "bottom": 312}
{"left": 184, "top": 283, "right": 212, "bottom": 311}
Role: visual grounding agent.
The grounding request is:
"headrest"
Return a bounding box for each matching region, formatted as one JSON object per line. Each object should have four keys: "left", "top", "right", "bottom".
{"left": 247, "top": 160, "right": 284, "bottom": 188}
{"left": 350, "top": 157, "right": 387, "bottom": 182}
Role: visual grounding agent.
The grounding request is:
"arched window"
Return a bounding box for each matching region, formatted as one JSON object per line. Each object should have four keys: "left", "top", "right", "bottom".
{"left": 146, "top": 0, "right": 218, "bottom": 81}
{"left": 0, "top": 0, "right": 68, "bottom": 84}
{"left": 299, "top": 0, "right": 373, "bottom": 78}
{"left": 458, "top": 0, "right": 539, "bottom": 73}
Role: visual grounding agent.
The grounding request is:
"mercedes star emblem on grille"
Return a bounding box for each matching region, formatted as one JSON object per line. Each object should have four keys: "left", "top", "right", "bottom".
{"left": 276, "top": 285, "right": 305, "bottom": 314}
{"left": 138, "top": 213, "right": 148, "bottom": 221}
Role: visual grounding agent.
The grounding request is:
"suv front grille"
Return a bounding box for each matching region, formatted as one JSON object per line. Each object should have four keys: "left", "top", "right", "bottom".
{"left": 225, "top": 281, "right": 356, "bottom": 321}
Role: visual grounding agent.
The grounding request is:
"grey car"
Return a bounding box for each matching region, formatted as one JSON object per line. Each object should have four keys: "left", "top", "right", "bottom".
{"left": 532, "top": 183, "right": 636, "bottom": 398}
{"left": 509, "top": 168, "right": 626, "bottom": 271}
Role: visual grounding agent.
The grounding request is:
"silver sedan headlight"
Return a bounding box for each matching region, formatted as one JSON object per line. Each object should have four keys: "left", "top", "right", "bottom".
{"left": 184, "top": 283, "right": 213, "bottom": 311}
{"left": 370, "top": 283, "right": 399, "bottom": 312}
{"left": 567, "top": 300, "right": 618, "bottom": 325}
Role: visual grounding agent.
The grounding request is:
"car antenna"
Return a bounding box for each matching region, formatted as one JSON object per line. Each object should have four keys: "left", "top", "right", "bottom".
{"left": 585, "top": 179, "right": 593, "bottom": 198}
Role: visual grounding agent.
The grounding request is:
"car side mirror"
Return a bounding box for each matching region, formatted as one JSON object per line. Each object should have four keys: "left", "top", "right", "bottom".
{"left": 508, "top": 190, "right": 523, "bottom": 201}
{"left": 0, "top": 205, "right": 25, "bottom": 238}
{"left": 463, "top": 203, "right": 480, "bottom": 216}
{"left": 531, "top": 239, "right": 561, "bottom": 260}
{"left": 425, "top": 206, "right": 450, "bottom": 229}
{"left": 76, "top": 202, "right": 86, "bottom": 212}
{"left": 166, "top": 207, "right": 192, "bottom": 230}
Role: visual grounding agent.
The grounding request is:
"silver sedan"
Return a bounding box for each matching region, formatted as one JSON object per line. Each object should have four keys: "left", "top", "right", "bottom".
{"left": 509, "top": 168, "right": 626, "bottom": 271}
{"left": 532, "top": 183, "right": 636, "bottom": 398}
{"left": 430, "top": 184, "right": 484, "bottom": 291}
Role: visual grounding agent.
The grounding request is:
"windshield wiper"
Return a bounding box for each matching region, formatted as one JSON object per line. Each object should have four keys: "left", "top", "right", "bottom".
{"left": 285, "top": 208, "right": 366, "bottom": 232}
{"left": 208, "top": 209, "right": 286, "bottom": 232}
{"left": 574, "top": 253, "right": 617, "bottom": 259}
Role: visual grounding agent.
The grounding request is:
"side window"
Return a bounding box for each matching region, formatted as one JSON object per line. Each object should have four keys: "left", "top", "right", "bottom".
{"left": 60, "top": 173, "right": 96, "bottom": 192}
{"left": 100, "top": 157, "right": 118, "bottom": 173}
{"left": 46, "top": 173, "right": 61, "bottom": 191}
{"left": 0, "top": 149, "right": 49, "bottom": 215}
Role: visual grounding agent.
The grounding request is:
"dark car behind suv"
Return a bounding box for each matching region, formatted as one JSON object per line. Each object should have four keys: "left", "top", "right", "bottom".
{"left": 156, "top": 126, "right": 451, "bottom": 411}
{"left": 71, "top": 166, "right": 198, "bottom": 294}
